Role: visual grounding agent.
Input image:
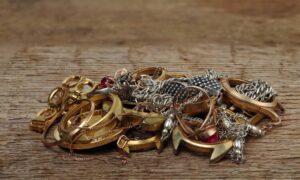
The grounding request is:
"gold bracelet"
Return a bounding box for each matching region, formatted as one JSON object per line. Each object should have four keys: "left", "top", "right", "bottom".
{"left": 172, "top": 126, "right": 233, "bottom": 163}
{"left": 117, "top": 134, "right": 161, "bottom": 154}
{"left": 58, "top": 94, "right": 122, "bottom": 141}
{"left": 53, "top": 112, "right": 142, "bottom": 150}
{"left": 221, "top": 78, "right": 283, "bottom": 125}
{"left": 41, "top": 93, "right": 127, "bottom": 150}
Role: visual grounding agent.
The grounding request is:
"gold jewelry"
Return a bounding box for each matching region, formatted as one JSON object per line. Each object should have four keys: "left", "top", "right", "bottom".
{"left": 221, "top": 78, "right": 284, "bottom": 125}
{"left": 42, "top": 93, "right": 125, "bottom": 150}
{"left": 62, "top": 75, "right": 83, "bottom": 89}
{"left": 58, "top": 94, "right": 123, "bottom": 135}
{"left": 167, "top": 73, "right": 187, "bottom": 78}
{"left": 132, "top": 67, "right": 169, "bottom": 81}
{"left": 123, "top": 108, "right": 165, "bottom": 132}
{"left": 178, "top": 92, "right": 216, "bottom": 138}
{"left": 31, "top": 68, "right": 284, "bottom": 164}
{"left": 30, "top": 107, "right": 57, "bottom": 133}
{"left": 172, "top": 126, "right": 233, "bottom": 163}
{"left": 199, "top": 127, "right": 217, "bottom": 140}
{"left": 117, "top": 134, "right": 161, "bottom": 154}
{"left": 54, "top": 112, "right": 142, "bottom": 150}
{"left": 182, "top": 97, "right": 210, "bottom": 116}
{"left": 73, "top": 78, "right": 97, "bottom": 99}
{"left": 48, "top": 87, "right": 65, "bottom": 108}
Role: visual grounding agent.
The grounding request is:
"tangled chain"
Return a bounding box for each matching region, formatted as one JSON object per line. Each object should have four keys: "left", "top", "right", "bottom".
{"left": 112, "top": 69, "right": 274, "bottom": 164}
{"left": 235, "top": 80, "right": 277, "bottom": 102}
{"left": 217, "top": 106, "right": 249, "bottom": 163}
{"left": 203, "top": 69, "right": 224, "bottom": 79}
{"left": 131, "top": 75, "right": 174, "bottom": 104}
{"left": 112, "top": 72, "right": 135, "bottom": 101}
{"left": 113, "top": 72, "right": 205, "bottom": 115}
{"left": 217, "top": 109, "right": 249, "bottom": 140}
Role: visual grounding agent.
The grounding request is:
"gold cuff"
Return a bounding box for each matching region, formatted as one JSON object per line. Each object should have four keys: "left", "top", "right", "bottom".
{"left": 117, "top": 134, "right": 161, "bottom": 153}
{"left": 172, "top": 126, "right": 233, "bottom": 163}
{"left": 221, "top": 78, "right": 283, "bottom": 125}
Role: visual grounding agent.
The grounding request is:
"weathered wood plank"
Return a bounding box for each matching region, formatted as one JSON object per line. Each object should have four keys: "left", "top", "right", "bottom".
{"left": 0, "top": 0, "right": 300, "bottom": 46}
{"left": 1, "top": 44, "right": 299, "bottom": 179}
{"left": 1, "top": 0, "right": 300, "bottom": 179}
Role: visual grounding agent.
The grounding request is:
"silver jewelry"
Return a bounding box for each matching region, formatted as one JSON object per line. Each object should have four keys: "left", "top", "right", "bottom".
{"left": 161, "top": 114, "right": 176, "bottom": 143}
{"left": 235, "top": 80, "right": 277, "bottom": 102}
{"left": 229, "top": 137, "right": 246, "bottom": 163}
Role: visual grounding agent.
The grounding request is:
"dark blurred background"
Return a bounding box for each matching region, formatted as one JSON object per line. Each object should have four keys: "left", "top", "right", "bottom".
{"left": 0, "top": 0, "right": 299, "bottom": 46}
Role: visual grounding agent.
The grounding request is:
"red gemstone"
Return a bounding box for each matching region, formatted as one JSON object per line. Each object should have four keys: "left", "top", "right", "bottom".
{"left": 98, "top": 76, "right": 114, "bottom": 89}
{"left": 203, "top": 133, "right": 219, "bottom": 143}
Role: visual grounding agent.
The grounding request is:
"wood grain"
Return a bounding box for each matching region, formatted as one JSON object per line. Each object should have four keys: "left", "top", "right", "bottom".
{"left": 0, "top": 0, "right": 300, "bottom": 179}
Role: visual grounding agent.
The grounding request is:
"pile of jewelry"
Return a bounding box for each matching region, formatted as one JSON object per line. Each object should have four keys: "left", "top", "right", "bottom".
{"left": 30, "top": 67, "right": 284, "bottom": 163}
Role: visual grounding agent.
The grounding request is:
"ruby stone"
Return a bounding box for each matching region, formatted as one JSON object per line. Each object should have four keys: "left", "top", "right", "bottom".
{"left": 203, "top": 133, "right": 219, "bottom": 143}
{"left": 99, "top": 76, "right": 114, "bottom": 88}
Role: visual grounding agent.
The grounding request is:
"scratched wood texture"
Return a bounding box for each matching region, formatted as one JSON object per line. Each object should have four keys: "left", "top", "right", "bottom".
{"left": 1, "top": 0, "right": 300, "bottom": 179}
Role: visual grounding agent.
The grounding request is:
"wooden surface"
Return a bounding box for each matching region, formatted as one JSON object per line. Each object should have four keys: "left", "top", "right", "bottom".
{"left": 1, "top": 0, "right": 300, "bottom": 179}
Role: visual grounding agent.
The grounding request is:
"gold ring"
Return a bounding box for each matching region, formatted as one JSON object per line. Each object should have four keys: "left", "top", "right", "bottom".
{"left": 48, "top": 87, "right": 65, "bottom": 108}
{"left": 73, "top": 78, "right": 97, "bottom": 99}
{"left": 132, "top": 67, "right": 169, "bottom": 81}
{"left": 178, "top": 89, "right": 216, "bottom": 137}
{"left": 62, "top": 75, "right": 83, "bottom": 89}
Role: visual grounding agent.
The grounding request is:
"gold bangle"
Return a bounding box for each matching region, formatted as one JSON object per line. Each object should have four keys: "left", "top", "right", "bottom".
{"left": 172, "top": 126, "right": 233, "bottom": 163}
{"left": 53, "top": 121, "right": 123, "bottom": 150}
{"left": 49, "top": 93, "right": 128, "bottom": 150}
{"left": 221, "top": 78, "right": 280, "bottom": 109}
{"left": 199, "top": 127, "right": 217, "bottom": 140}
{"left": 53, "top": 111, "right": 142, "bottom": 150}
{"left": 41, "top": 98, "right": 96, "bottom": 148}
{"left": 117, "top": 134, "right": 161, "bottom": 153}
{"left": 58, "top": 94, "right": 123, "bottom": 139}
{"left": 220, "top": 78, "right": 283, "bottom": 124}
{"left": 59, "top": 99, "right": 96, "bottom": 140}
{"left": 41, "top": 93, "right": 124, "bottom": 149}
